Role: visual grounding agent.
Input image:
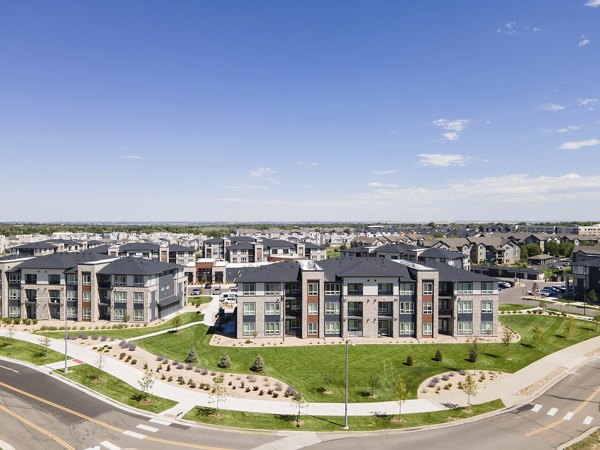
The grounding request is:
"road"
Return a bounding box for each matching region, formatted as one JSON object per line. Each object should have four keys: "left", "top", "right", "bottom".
{"left": 310, "top": 357, "right": 600, "bottom": 450}
{"left": 0, "top": 360, "right": 279, "bottom": 450}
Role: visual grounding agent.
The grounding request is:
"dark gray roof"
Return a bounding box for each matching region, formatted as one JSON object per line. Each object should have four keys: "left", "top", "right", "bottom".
{"left": 425, "top": 262, "right": 498, "bottom": 282}
{"left": 0, "top": 254, "right": 32, "bottom": 262}
{"left": 12, "top": 241, "right": 57, "bottom": 249}
{"left": 235, "top": 261, "right": 301, "bottom": 283}
{"left": 118, "top": 243, "right": 160, "bottom": 252}
{"left": 203, "top": 238, "right": 224, "bottom": 244}
{"left": 168, "top": 244, "right": 195, "bottom": 252}
{"left": 229, "top": 242, "right": 256, "bottom": 251}
{"left": 98, "top": 257, "right": 182, "bottom": 275}
{"left": 573, "top": 259, "right": 600, "bottom": 268}
{"left": 374, "top": 243, "right": 415, "bottom": 254}
{"left": 318, "top": 258, "right": 417, "bottom": 281}
{"left": 303, "top": 242, "right": 325, "bottom": 250}
{"left": 419, "top": 248, "right": 464, "bottom": 259}
{"left": 231, "top": 236, "right": 256, "bottom": 243}
{"left": 15, "top": 251, "right": 113, "bottom": 270}
{"left": 261, "top": 238, "right": 294, "bottom": 249}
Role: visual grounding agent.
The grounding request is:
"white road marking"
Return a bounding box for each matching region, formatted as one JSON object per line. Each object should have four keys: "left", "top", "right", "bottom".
{"left": 583, "top": 416, "right": 594, "bottom": 425}
{"left": 547, "top": 408, "right": 558, "bottom": 416}
{"left": 564, "top": 412, "right": 574, "bottom": 421}
{"left": 149, "top": 418, "right": 172, "bottom": 426}
{"left": 0, "top": 366, "right": 18, "bottom": 373}
{"left": 100, "top": 442, "right": 121, "bottom": 450}
{"left": 123, "top": 430, "right": 145, "bottom": 440}
{"left": 136, "top": 424, "right": 159, "bottom": 433}
{"left": 83, "top": 447, "right": 100, "bottom": 450}
{"left": 531, "top": 404, "right": 543, "bottom": 413}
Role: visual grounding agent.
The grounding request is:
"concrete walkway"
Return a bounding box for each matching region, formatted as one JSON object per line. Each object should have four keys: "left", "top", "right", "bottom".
{"left": 6, "top": 327, "right": 600, "bottom": 419}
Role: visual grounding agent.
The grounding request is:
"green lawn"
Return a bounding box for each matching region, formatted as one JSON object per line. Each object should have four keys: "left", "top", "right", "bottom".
{"left": 184, "top": 399, "right": 504, "bottom": 431}
{"left": 137, "top": 315, "right": 599, "bottom": 403}
{"left": 568, "top": 428, "right": 600, "bottom": 450}
{"left": 0, "top": 337, "right": 64, "bottom": 365}
{"left": 35, "top": 312, "right": 204, "bottom": 340}
{"left": 188, "top": 296, "right": 212, "bottom": 307}
{"left": 500, "top": 304, "right": 533, "bottom": 312}
{"left": 61, "top": 364, "right": 176, "bottom": 413}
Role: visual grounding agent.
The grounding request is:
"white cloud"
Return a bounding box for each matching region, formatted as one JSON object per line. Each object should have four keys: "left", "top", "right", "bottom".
{"left": 367, "top": 182, "right": 397, "bottom": 188}
{"left": 585, "top": 0, "right": 600, "bottom": 7}
{"left": 222, "top": 184, "right": 267, "bottom": 190}
{"left": 578, "top": 35, "right": 590, "bottom": 47}
{"left": 559, "top": 138, "right": 600, "bottom": 150}
{"left": 557, "top": 126, "right": 580, "bottom": 133}
{"left": 294, "top": 161, "right": 318, "bottom": 167}
{"left": 539, "top": 103, "right": 566, "bottom": 112}
{"left": 433, "top": 119, "right": 469, "bottom": 141}
{"left": 417, "top": 153, "right": 472, "bottom": 167}
{"left": 372, "top": 169, "right": 398, "bottom": 175}
{"left": 250, "top": 167, "right": 276, "bottom": 177}
{"left": 120, "top": 154, "right": 143, "bottom": 160}
{"left": 497, "top": 21, "right": 517, "bottom": 36}
{"left": 577, "top": 98, "right": 598, "bottom": 107}
{"left": 532, "top": 27, "right": 541, "bottom": 33}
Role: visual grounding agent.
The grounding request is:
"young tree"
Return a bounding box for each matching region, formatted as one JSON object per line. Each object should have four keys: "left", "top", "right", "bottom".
{"left": 6, "top": 324, "right": 15, "bottom": 340}
{"left": 564, "top": 317, "right": 576, "bottom": 339}
{"left": 434, "top": 349, "right": 443, "bottom": 362}
{"left": 217, "top": 353, "right": 231, "bottom": 369}
{"left": 468, "top": 338, "right": 479, "bottom": 363}
{"left": 532, "top": 324, "right": 544, "bottom": 347}
{"left": 38, "top": 335, "right": 51, "bottom": 357}
{"left": 368, "top": 374, "right": 381, "bottom": 397}
{"left": 532, "top": 282, "right": 539, "bottom": 297}
{"left": 185, "top": 347, "right": 198, "bottom": 363}
{"left": 394, "top": 375, "right": 408, "bottom": 417}
{"left": 171, "top": 313, "right": 182, "bottom": 332}
{"left": 502, "top": 327, "right": 514, "bottom": 360}
{"left": 463, "top": 371, "right": 478, "bottom": 411}
{"left": 138, "top": 366, "right": 155, "bottom": 402}
{"left": 291, "top": 392, "right": 307, "bottom": 427}
{"left": 210, "top": 374, "right": 227, "bottom": 413}
{"left": 322, "top": 370, "right": 335, "bottom": 393}
{"left": 251, "top": 354, "right": 264, "bottom": 372}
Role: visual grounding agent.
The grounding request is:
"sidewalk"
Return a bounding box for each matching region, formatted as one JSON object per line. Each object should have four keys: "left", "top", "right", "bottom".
{"left": 7, "top": 328, "right": 600, "bottom": 419}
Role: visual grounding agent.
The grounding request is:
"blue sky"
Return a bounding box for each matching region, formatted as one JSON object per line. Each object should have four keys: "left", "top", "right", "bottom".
{"left": 1, "top": 0, "right": 599, "bottom": 223}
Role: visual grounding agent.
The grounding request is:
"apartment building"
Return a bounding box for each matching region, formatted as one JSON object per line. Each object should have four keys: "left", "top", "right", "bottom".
{"left": 234, "top": 258, "right": 498, "bottom": 340}
{"left": 112, "top": 243, "right": 195, "bottom": 265}
{"left": 570, "top": 259, "right": 600, "bottom": 301}
{"left": 0, "top": 252, "right": 186, "bottom": 323}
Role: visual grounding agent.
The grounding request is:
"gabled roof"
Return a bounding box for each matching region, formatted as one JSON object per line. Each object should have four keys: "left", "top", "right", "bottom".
{"left": 229, "top": 242, "right": 256, "bottom": 251}
{"left": 12, "top": 241, "right": 57, "bottom": 249}
{"left": 98, "top": 257, "right": 182, "bottom": 275}
{"left": 573, "top": 259, "right": 600, "bottom": 268}
{"left": 425, "top": 262, "right": 498, "bottom": 282}
{"left": 419, "top": 248, "right": 464, "bottom": 259}
{"left": 235, "top": 260, "right": 302, "bottom": 283}
{"left": 573, "top": 244, "right": 600, "bottom": 255}
{"left": 318, "top": 258, "right": 417, "bottom": 280}
{"left": 15, "top": 251, "right": 113, "bottom": 270}
{"left": 261, "top": 238, "right": 295, "bottom": 249}
{"left": 118, "top": 243, "right": 160, "bottom": 252}
{"left": 168, "top": 244, "right": 195, "bottom": 252}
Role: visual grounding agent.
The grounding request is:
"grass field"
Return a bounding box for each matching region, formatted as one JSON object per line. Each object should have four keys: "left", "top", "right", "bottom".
{"left": 568, "top": 428, "right": 600, "bottom": 450}
{"left": 137, "top": 314, "right": 598, "bottom": 403}
{"left": 183, "top": 399, "right": 505, "bottom": 431}
{"left": 500, "top": 304, "right": 533, "bottom": 312}
{"left": 0, "top": 336, "right": 64, "bottom": 365}
{"left": 188, "top": 296, "right": 212, "bottom": 307}
{"left": 35, "top": 312, "right": 204, "bottom": 340}
{"left": 61, "top": 364, "right": 176, "bottom": 413}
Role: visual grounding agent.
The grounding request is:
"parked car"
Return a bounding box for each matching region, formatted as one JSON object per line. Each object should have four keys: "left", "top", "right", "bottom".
{"left": 190, "top": 287, "right": 200, "bottom": 295}
{"left": 220, "top": 292, "right": 237, "bottom": 302}
{"left": 498, "top": 282, "right": 512, "bottom": 289}
{"left": 204, "top": 283, "right": 212, "bottom": 289}
{"left": 213, "top": 287, "right": 221, "bottom": 295}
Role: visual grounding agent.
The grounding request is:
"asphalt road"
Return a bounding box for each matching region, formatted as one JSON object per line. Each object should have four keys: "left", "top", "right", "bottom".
{"left": 310, "top": 357, "right": 600, "bottom": 450}
{"left": 0, "top": 360, "right": 278, "bottom": 450}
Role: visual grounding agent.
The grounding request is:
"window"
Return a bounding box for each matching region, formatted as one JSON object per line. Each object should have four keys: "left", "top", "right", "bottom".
{"left": 8, "top": 306, "right": 20, "bottom": 317}
{"left": 265, "top": 322, "right": 280, "bottom": 335}
{"left": 348, "top": 319, "right": 362, "bottom": 332}
{"left": 9, "top": 289, "right": 20, "bottom": 300}
{"left": 481, "top": 300, "right": 493, "bottom": 313}
{"left": 399, "top": 322, "right": 414, "bottom": 335}
{"left": 347, "top": 283, "right": 363, "bottom": 295}
{"left": 325, "top": 321, "right": 340, "bottom": 334}
{"left": 265, "top": 302, "right": 280, "bottom": 315}
{"left": 25, "top": 274, "right": 37, "bottom": 284}
{"left": 133, "top": 276, "right": 144, "bottom": 287}
{"left": 325, "top": 283, "right": 340, "bottom": 295}
{"left": 287, "top": 282, "right": 301, "bottom": 294}
{"left": 307, "top": 282, "right": 319, "bottom": 296}
{"left": 243, "top": 283, "right": 256, "bottom": 295}
{"left": 66, "top": 274, "right": 78, "bottom": 285}
{"left": 48, "top": 274, "right": 61, "bottom": 285}
{"left": 264, "top": 283, "right": 280, "bottom": 295}
{"left": 82, "top": 308, "right": 91, "bottom": 320}
{"left": 49, "top": 290, "right": 61, "bottom": 303}
{"left": 114, "top": 291, "right": 127, "bottom": 303}
{"left": 481, "top": 282, "right": 493, "bottom": 294}
{"left": 308, "top": 322, "right": 318, "bottom": 335}
{"left": 243, "top": 302, "right": 256, "bottom": 316}
{"left": 378, "top": 301, "right": 393, "bottom": 316}
{"left": 325, "top": 302, "right": 340, "bottom": 315}
{"left": 82, "top": 274, "right": 91, "bottom": 285}
{"left": 378, "top": 283, "right": 393, "bottom": 295}
{"left": 308, "top": 302, "right": 318, "bottom": 315}
{"left": 481, "top": 321, "right": 493, "bottom": 334}
{"left": 458, "top": 301, "right": 473, "bottom": 314}
{"left": 83, "top": 291, "right": 92, "bottom": 302}
{"left": 457, "top": 282, "right": 473, "bottom": 294}
{"left": 8, "top": 273, "right": 20, "bottom": 284}
{"left": 134, "top": 309, "right": 144, "bottom": 321}
{"left": 133, "top": 292, "right": 144, "bottom": 304}
{"left": 423, "top": 322, "right": 433, "bottom": 335}
{"left": 423, "top": 282, "right": 433, "bottom": 295}
{"left": 243, "top": 322, "right": 255, "bottom": 336}
{"left": 114, "top": 275, "right": 127, "bottom": 287}
{"left": 458, "top": 321, "right": 473, "bottom": 334}
{"left": 399, "top": 302, "right": 414, "bottom": 314}
{"left": 66, "top": 307, "right": 77, "bottom": 319}
{"left": 66, "top": 291, "right": 78, "bottom": 301}
{"left": 423, "top": 302, "right": 433, "bottom": 314}
{"left": 347, "top": 301, "right": 363, "bottom": 316}
{"left": 113, "top": 308, "right": 124, "bottom": 321}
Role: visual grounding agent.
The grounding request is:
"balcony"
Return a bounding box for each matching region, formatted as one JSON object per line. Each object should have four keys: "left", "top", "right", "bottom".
{"left": 438, "top": 309, "right": 453, "bottom": 316}
{"left": 285, "top": 308, "right": 301, "bottom": 318}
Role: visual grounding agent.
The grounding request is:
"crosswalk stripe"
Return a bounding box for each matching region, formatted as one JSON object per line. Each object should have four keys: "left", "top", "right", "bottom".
{"left": 531, "top": 404, "right": 543, "bottom": 412}
{"left": 583, "top": 416, "right": 593, "bottom": 425}
{"left": 547, "top": 408, "right": 558, "bottom": 416}
{"left": 563, "top": 412, "right": 574, "bottom": 420}
{"left": 123, "top": 430, "right": 145, "bottom": 440}
{"left": 149, "top": 418, "right": 172, "bottom": 426}
{"left": 136, "top": 424, "right": 159, "bottom": 433}
{"left": 100, "top": 442, "right": 120, "bottom": 450}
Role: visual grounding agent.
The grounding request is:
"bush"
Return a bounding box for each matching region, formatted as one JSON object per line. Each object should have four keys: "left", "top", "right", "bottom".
{"left": 177, "top": 376, "right": 185, "bottom": 385}
{"left": 434, "top": 349, "right": 443, "bottom": 362}
{"left": 251, "top": 355, "right": 264, "bottom": 372}
{"left": 119, "top": 352, "right": 126, "bottom": 360}
{"left": 218, "top": 353, "right": 232, "bottom": 369}
{"left": 176, "top": 364, "right": 184, "bottom": 370}
{"left": 468, "top": 345, "right": 478, "bottom": 363}
{"left": 406, "top": 355, "right": 414, "bottom": 366}
{"left": 185, "top": 347, "right": 198, "bottom": 364}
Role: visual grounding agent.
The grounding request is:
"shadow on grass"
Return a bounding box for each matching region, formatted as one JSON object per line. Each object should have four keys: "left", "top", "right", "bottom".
{"left": 519, "top": 342, "right": 534, "bottom": 349}
{"left": 482, "top": 352, "right": 500, "bottom": 358}
{"left": 357, "top": 390, "right": 372, "bottom": 398}
{"left": 553, "top": 334, "right": 566, "bottom": 339}
{"left": 308, "top": 415, "right": 344, "bottom": 428}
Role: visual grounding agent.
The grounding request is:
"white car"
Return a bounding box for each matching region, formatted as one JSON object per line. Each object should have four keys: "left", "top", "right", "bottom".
{"left": 220, "top": 292, "right": 237, "bottom": 302}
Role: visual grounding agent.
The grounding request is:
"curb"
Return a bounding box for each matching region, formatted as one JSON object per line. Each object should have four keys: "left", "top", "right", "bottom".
{"left": 558, "top": 426, "right": 598, "bottom": 450}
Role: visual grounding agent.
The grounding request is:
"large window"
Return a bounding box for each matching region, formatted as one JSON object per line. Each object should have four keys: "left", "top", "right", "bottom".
{"left": 265, "top": 302, "right": 280, "bottom": 315}
{"left": 83, "top": 291, "right": 92, "bottom": 302}
{"left": 399, "top": 283, "right": 414, "bottom": 295}
{"left": 287, "top": 282, "right": 301, "bottom": 295}
{"left": 399, "top": 302, "right": 414, "bottom": 314}
{"left": 423, "top": 282, "right": 434, "bottom": 295}
{"left": 133, "top": 276, "right": 144, "bottom": 287}
{"left": 307, "top": 282, "right": 319, "bottom": 296}
{"left": 114, "top": 275, "right": 127, "bottom": 287}
{"left": 325, "top": 302, "right": 340, "bottom": 315}
{"left": 243, "top": 283, "right": 256, "bottom": 295}
{"left": 66, "top": 307, "right": 77, "bottom": 319}
{"left": 113, "top": 308, "right": 125, "bottom": 321}
{"left": 66, "top": 291, "right": 78, "bottom": 301}
{"left": 348, "top": 319, "right": 362, "bottom": 333}
{"left": 423, "top": 322, "right": 433, "bottom": 335}
{"left": 308, "top": 322, "right": 318, "bottom": 335}
{"left": 8, "top": 306, "right": 20, "bottom": 317}
{"left": 8, "top": 273, "right": 20, "bottom": 284}
{"left": 82, "top": 274, "right": 91, "bottom": 286}
{"left": 457, "top": 321, "right": 473, "bottom": 334}
{"left": 114, "top": 291, "right": 127, "bottom": 303}
{"left": 8, "top": 289, "right": 20, "bottom": 300}
{"left": 265, "top": 322, "right": 280, "bottom": 335}
{"left": 325, "top": 283, "right": 340, "bottom": 295}
{"left": 399, "top": 322, "right": 414, "bottom": 335}
{"left": 481, "top": 282, "right": 493, "bottom": 294}
{"left": 347, "top": 283, "right": 363, "bottom": 295}
{"left": 48, "top": 274, "right": 61, "bottom": 285}
{"left": 134, "top": 309, "right": 144, "bottom": 321}
{"left": 423, "top": 302, "right": 433, "bottom": 314}
{"left": 481, "top": 321, "right": 493, "bottom": 334}
{"left": 308, "top": 302, "right": 318, "bottom": 315}
{"left": 66, "top": 274, "right": 78, "bottom": 285}
{"left": 325, "top": 321, "right": 340, "bottom": 334}
{"left": 49, "top": 290, "right": 61, "bottom": 303}
{"left": 378, "top": 301, "right": 393, "bottom": 316}
{"left": 458, "top": 301, "right": 473, "bottom": 314}
{"left": 481, "top": 300, "right": 493, "bottom": 313}
{"left": 457, "top": 282, "right": 473, "bottom": 294}
{"left": 243, "top": 322, "right": 256, "bottom": 336}
{"left": 347, "top": 301, "right": 363, "bottom": 316}
{"left": 133, "top": 292, "right": 144, "bottom": 304}
{"left": 378, "top": 283, "right": 393, "bottom": 295}
{"left": 243, "top": 302, "right": 256, "bottom": 316}
{"left": 264, "top": 283, "right": 280, "bottom": 295}
{"left": 82, "top": 308, "right": 91, "bottom": 320}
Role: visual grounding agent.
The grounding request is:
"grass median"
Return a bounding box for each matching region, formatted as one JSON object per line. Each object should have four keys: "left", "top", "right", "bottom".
{"left": 183, "top": 399, "right": 505, "bottom": 431}
{"left": 136, "top": 314, "right": 599, "bottom": 404}
{"left": 0, "top": 336, "right": 64, "bottom": 365}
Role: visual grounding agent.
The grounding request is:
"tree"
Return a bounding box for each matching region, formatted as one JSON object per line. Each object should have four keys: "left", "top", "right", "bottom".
{"left": 171, "top": 313, "right": 182, "bottom": 331}
{"left": 185, "top": 347, "right": 198, "bottom": 363}
{"left": 291, "top": 392, "right": 307, "bottom": 426}
{"left": 532, "top": 282, "right": 539, "bottom": 297}
{"left": 405, "top": 354, "right": 414, "bottom": 366}
{"left": 532, "top": 324, "right": 544, "bottom": 347}
{"left": 434, "top": 349, "right": 443, "bottom": 362}
{"left": 251, "top": 354, "right": 264, "bottom": 372}
{"left": 368, "top": 374, "right": 381, "bottom": 397}
{"left": 394, "top": 375, "right": 408, "bottom": 417}
{"left": 468, "top": 338, "right": 479, "bottom": 363}
{"left": 564, "top": 317, "right": 576, "bottom": 338}
{"left": 586, "top": 290, "right": 598, "bottom": 305}
{"left": 217, "top": 353, "right": 231, "bottom": 369}
{"left": 594, "top": 313, "right": 600, "bottom": 332}
{"left": 520, "top": 245, "right": 529, "bottom": 261}
{"left": 524, "top": 243, "right": 542, "bottom": 258}
{"left": 545, "top": 241, "right": 559, "bottom": 256}
{"left": 138, "top": 366, "right": 155, "bottom": 402}
{"left": 6, "top": 324, "right": 15, "bottom": 340}
{"left": 210, "top": 374, "right": 227, "bottom": 413}
{"left": 502, "top": 327, "right": 514, "bottom": 360}
{"left": 38, "top": 335, "right": 51, "bottom": 357}
{"left": 463, "top": 371, "right": 478, "bottom": 411}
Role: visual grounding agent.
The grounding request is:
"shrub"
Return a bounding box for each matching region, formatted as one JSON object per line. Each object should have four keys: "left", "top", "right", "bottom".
{"left": 218, "top": 353, "right": 232, "bottom": 369}
{"left": 176, "top": 364, "right": 184, "bottom": 370}
{"left": 186, "top": 364, "right": 193, "bottom": 370}
{"left": 185, "top": 347, "right": 198, "bottom": 364}
{"left": 468, "top": 345, "right": 478, "bottom": 363}
{"left": 168, "top": 376, "right": 173, "bottom": 382}
{"left": 119, "top": 352, "right": 126, "bottom": 360}
{"left": 406, "top": 355, "right": 414, "bottom": 366}
{"left": 156, "top": 356, "right": 164, "bottom": 361}
{"left": 91, "top": 335, "right": 99, "bottom": 340}
{"left": 251, "top": 355, "right": 264, "bottom": 372}
{"left": 128, "top": 343, "right": 136, "bottom": 351}
{"left": 131, "top": 359, "right": 137, "bottom": 365}
{"left": 434, "top": 349, "right": 443, "bottom": 362}
{"left": 177, "top": 376, "right": 185, "bottom": 385}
